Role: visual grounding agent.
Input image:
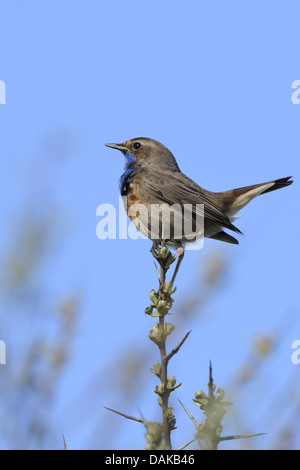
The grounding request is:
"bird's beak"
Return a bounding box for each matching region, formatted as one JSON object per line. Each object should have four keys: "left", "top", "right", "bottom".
{"left": 105, "top": 143, "right": 129, "bottom": 152}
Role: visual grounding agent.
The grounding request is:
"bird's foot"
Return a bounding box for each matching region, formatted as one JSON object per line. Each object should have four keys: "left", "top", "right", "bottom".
{"left": 150, "top": 241, "right": 176, "bottom": 270}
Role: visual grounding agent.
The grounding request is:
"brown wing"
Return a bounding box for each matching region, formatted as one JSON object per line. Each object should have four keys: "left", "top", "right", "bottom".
{"left": 138, "top": 169, "right": 242, "bottom": 236}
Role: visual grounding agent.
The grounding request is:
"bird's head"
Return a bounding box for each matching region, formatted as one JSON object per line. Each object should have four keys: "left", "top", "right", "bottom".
{"left": 105, "top": 137, "right": 180, "bottom": 171}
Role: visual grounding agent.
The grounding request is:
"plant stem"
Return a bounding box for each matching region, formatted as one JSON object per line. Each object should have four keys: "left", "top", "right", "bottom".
{"left": 158, "top": 315, "right": 172, "bottom": 449}
{"left": 157, "top": 248, "right": 172, "bottom": 449}
{"left": 148, "top": 241, "right": 187, "bottom": 450}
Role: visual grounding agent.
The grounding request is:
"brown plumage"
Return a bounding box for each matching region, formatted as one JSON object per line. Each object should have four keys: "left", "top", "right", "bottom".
{"left": 106, "top": 137, "right": 293, "bottom": 283}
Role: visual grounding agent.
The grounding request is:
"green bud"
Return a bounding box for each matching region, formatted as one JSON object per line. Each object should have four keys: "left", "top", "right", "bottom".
{"left": 150, "top": 362, "right": 161, "bottom": 378}
{"left": 159, "top": 246, "right": 170, "bottom": 259}
{"left": 149, "top": 289, "right": 158, "bottom": 305}
{"left": 167, "top": 376, "right": 176, "bottom": 389}
{"left": 144, "top": 421, "right": 163, "bottom": 447}
{"left": 145, "top": 305, "right": 154, "bottom": 315}
{"left": 149, "top": 309, "right": 161, "bottom": 318}
{"left": 156, "top": 383, "right": 165, "bottom": 395}
{"left": 165, "top": 407, "right": 175, "bottom": 420}
{"left": 164, "top": 323, "right": 175, "bottom": 337}
{"left": 193, "top": 390, "right": 208, "bottom": 408}
{"left": 156, "top": 299, "right": 169, "bottom": 315}
{"left": 148, "top": 323, "right": 162, "bottom": 344}
{"left": 149, "top": 322, "right": 175, "bottom": 344}
{"left": 215, "top": 388, "right": 225, "bottom": 401}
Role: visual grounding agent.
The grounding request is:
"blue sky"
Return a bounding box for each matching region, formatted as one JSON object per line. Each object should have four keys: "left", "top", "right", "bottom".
{"left": 0, "top": 1, "right": 299, "bottom": 450}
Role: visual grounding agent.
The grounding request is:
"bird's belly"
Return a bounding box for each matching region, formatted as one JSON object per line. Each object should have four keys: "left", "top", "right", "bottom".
{"left": 123, "top": 187, "right": 205, "bottom": 243}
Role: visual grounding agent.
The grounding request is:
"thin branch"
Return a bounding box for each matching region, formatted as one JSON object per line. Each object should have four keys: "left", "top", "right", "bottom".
{"left": 176, "top": 437, "right": 197, "bottom": 450}
{"left": 219, "top": 432, "right": 266, "bottom": 442}
{"left": 62, "top": 434, "right": 67, "bottom": 450}
{"left": 104, "top": 406, "right": 144, "bottom": 424}
{"left": 165, "top": 330, "right": 191, "bottom": 363}
{"left": 177, "top": 398, "right": 199, "bottom": 428}
{"left": 153, "top": 261, "right": 160, "bottom": 279}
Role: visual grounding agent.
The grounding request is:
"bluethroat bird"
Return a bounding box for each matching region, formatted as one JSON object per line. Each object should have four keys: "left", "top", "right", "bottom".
{"left": 105, "top": 138, "right": 293, "bottom": 284}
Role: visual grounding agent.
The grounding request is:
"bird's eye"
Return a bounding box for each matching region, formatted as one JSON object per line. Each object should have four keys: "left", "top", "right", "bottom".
{"left": 133, "top": 142, "right": 141, "bottom": 150}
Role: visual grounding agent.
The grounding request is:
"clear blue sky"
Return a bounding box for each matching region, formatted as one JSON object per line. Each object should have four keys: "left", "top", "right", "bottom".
{"left": 0, "top": 1, "right": 299, "bottom": 450}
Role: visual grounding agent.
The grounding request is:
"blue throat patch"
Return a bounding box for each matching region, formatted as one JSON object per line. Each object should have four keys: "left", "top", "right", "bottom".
{"left": 119, "top": 151, "right": 136, "bottom": 196}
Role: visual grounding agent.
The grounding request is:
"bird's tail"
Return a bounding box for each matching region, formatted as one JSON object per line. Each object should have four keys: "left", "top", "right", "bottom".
{"left": 223, "top": 176, "right": 293, "bottom": 216}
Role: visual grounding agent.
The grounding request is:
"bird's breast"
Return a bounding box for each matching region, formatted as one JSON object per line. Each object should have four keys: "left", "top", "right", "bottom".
{"left": 122, "top": 180, "right": 141, "bottom": 221}
{"left": 120, "top": 166, "right": 135, "bottom": 197}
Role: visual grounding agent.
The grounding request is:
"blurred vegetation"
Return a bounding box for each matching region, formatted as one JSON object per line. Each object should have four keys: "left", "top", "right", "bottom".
{"left": 0, "top": 131, "right": 80, "bottom": 449}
